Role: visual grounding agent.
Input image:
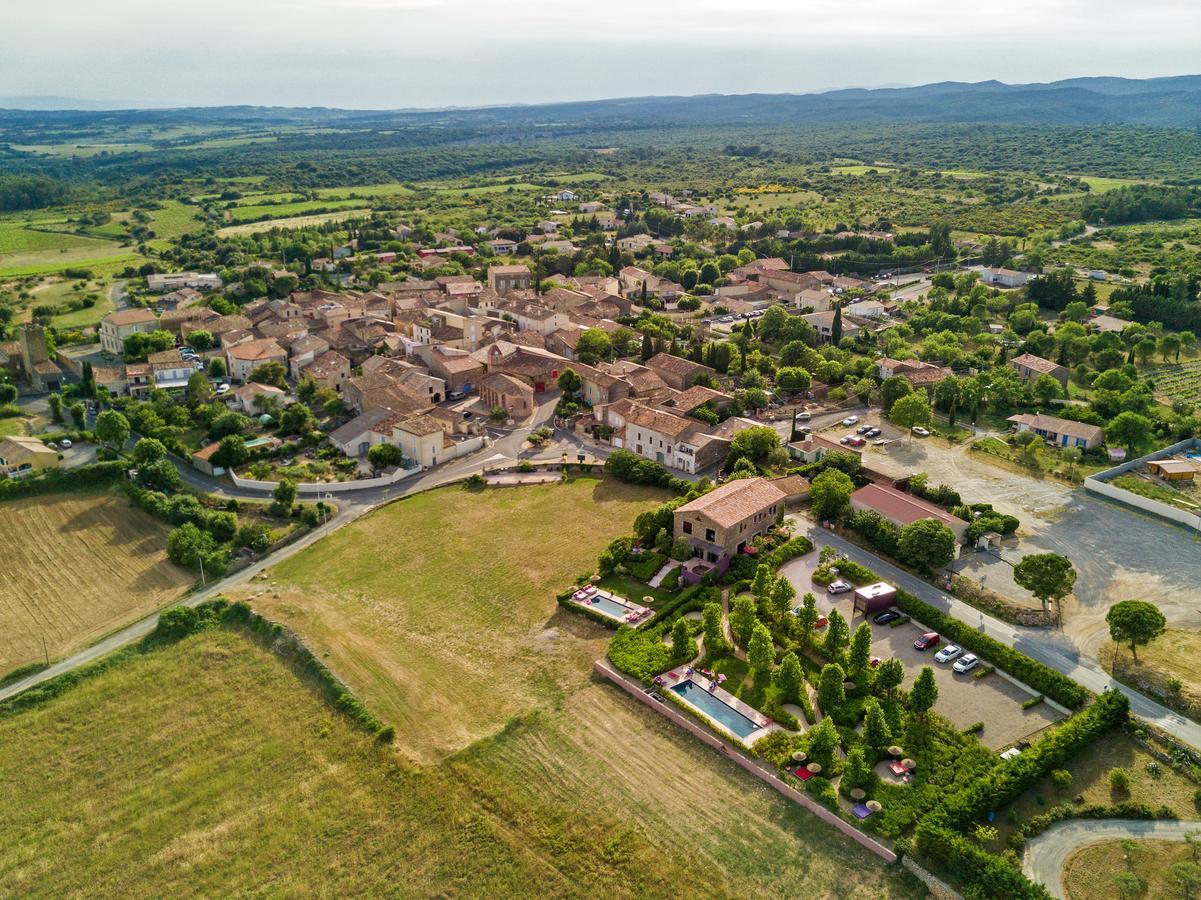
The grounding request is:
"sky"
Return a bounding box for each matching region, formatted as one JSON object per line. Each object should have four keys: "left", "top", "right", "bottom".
{"left": 3, "top": 0, "right": 1201, "bottom": 109}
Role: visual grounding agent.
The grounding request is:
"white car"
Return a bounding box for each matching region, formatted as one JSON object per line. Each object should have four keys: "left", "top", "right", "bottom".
{"left": 953, "top": 653, "right": 980, "bottom": 674}
{"left": 934, "top": 644, "right": 962, "bottom": 664}
{"left": 59, "top": 438, "right": 73, "bottom": 449}
{"left": 912, "top": 426, "right": 931, "bottom": 437}
{"left": 827, "top": 579, "right": 853, "bottom": 595}
{"left": 216, "top": 383, "right": 231, "bottom": 395}
{"left": 842, "top": 415, "right": 859, "bottom": 426}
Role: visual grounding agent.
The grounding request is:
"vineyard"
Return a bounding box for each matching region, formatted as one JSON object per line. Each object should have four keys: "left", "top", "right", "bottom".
{"left": 0, "top": 490, "right": 190, "bottom": 677}
{"left": 1148, "top": 359, "right": 1201, "bottom": 406}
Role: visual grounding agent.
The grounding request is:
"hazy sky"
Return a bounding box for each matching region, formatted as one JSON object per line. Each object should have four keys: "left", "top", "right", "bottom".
{"left": 3, "top": 0, "right": 1201, "bottom": 108}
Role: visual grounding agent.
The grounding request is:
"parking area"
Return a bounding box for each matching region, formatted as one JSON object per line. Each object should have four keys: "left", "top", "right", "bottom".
{"left": 778, "top": 544, "right": 1064, "bottom": 750}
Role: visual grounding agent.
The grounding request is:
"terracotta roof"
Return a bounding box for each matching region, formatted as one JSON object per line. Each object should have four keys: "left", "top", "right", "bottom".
{"left": 623, "top": 403, "right": 701, "bottom": 440}
{"left": 303, "top": 350, "right": 350, "bottom": 379}
{"left": 661, "top": 385, "right": 732, "bottom": 415}
{"left": 1007, "top": 413, "right": 1103, "bottom": 443}
{"left": 227, "top": 339, "right": 285, "bottom": 362}
{"left": 481, "top": 372, "right": 534, "bottom": 395}
{"left": 395, "top": 414, "right": 445, "bottom": 437}
{"left": 1010, "top": 353, "right": 1064, "bottom": 375}
{"left": 675, "top": 477, "right": 787, "bottom": 529}
{"left": 646, "top": 352, "right": 714, "bottom": 379}
{"left": 851, "top": 483, "right": 966, "bottom": 529}
{"left": 104, "top": 308, "right": 157, "bottom": 326}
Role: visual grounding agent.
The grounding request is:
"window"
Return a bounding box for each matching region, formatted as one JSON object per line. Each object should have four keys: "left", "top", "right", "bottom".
{"left": 682, "top": 521, "right": 692, "bottom": 535}
{"left": 705, "top": 528, "right": 716, "bottom": 543}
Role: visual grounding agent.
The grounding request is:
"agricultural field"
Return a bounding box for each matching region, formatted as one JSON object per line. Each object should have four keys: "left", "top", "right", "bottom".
{"left": 1064, "top": 839, "right": 1194, "bottom": 900}
{"left": 216, "top": 209, "right": 371, "bottom": 236}
{"left": 1147, "top": 359, "right": 1201, "bottom": 406}
{"left": 0, "top": 489, "right": 190, "bottom": 677}
{"left": 0, "top": 554, "right": 922, "bottom": 897}
{"left": 248, "top": 477, "right": 665, "bottom": 763}
{"left": 224, "top": 198, "right": 371, "bottom": 224}
{"left": 315, "top": 182, "right": 417, "bottom": 199}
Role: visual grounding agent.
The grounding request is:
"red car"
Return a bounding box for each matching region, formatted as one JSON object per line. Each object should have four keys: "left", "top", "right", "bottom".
{"left": 913, "top": 632, "right": 941, "bottom": 651}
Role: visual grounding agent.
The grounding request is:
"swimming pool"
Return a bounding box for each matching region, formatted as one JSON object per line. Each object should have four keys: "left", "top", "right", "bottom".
{"left": 670, "top": 679, "right": 762, "bottom": 739}
{"left": 578, "top": 593, "right": 636, "bottom": 621}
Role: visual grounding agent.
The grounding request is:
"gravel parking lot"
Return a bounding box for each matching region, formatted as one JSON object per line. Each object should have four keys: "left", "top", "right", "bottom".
{"left": 779, "top": 543, "right": 1064, "bottom": 750}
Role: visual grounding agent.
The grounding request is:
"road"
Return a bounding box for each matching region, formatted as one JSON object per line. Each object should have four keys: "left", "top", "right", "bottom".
{"left": 0, "top": 391, "right": 604, "bottom": 702}
{"left": 792, "top": 521, "right": 1201, "bottom": 752}
{"left": 1022, "top": 818, "right": 1201, "bottom": 898}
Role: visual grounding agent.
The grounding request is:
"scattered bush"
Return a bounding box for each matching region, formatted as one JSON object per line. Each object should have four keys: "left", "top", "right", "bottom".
{"left": 1109, "top": 767, "right": 1131, "bottom": 792}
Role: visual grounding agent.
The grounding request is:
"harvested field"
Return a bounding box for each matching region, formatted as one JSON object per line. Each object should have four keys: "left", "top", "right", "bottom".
{"left": 0, "top": 627, "right": 921, "bottom": 897}
{"left": 0, "top": 489, "right": 189, "bottom": 676}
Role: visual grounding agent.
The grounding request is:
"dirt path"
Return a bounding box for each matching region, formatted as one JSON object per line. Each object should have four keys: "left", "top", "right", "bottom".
{"left": 1023, "top": 818, "right": 1201, "bottom": 898}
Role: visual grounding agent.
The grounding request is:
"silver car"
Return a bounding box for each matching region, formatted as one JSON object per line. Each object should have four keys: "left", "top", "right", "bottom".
{"left": 827, "top": 579, "right": 853, "bottom": 595}
{"left": 934, "top": 644, "right": 962, "bottom": 664}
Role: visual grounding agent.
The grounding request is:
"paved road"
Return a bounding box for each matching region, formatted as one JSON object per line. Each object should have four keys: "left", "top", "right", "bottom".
{"left": 0, "top": 392, "right": 592, "bottom": 702}
{"left": 1023, "top": 818, "right": 1201, "bottom": 898}
{"left": 792, "top": 520, "right": 1201, "bottom": 751}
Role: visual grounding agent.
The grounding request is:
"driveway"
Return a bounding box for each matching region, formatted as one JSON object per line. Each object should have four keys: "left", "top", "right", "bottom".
{"left": 855, "top": 431, "right": 1201, "bottom": 656}
{"left": 780, "top": 541, "right": 1063, "bottom": 749}
{"left": 1023, "top": 818, "right": 1201, "bottom": 899}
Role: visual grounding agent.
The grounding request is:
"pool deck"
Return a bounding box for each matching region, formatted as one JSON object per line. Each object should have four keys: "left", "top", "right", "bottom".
{"left": 567, "top": 587, "right": 652, "bottom": 628}
{"left": 656, "top": 664, "right": 780, "bottom": 744}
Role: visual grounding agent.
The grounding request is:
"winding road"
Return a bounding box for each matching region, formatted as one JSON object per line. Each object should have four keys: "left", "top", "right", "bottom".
{"left": 1023, "top": 818, "right": 1201, "bottom": 899}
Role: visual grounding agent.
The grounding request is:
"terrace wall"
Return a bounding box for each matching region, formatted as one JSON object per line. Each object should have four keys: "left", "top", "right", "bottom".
{"left": 1084, "top": 437, "right": 1201, "bottom": 532}
{"left": 593, "top": 658, "right": 899, "bottom": 865}
{"left": 229, "top": 463, "right": 423, "bottom": 495}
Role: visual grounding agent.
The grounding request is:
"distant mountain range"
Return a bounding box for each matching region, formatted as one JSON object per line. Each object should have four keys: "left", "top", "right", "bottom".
{"left": 3, "top": 75, "right": 1201, "bottom": 128}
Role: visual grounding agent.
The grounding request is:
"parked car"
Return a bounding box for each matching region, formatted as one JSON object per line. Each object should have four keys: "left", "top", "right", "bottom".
{"left": 59, "top": 438, "right": 72, "bottom": 449}
{"left": 866, "top": 427, "right": 881, "bottom": 438}
{"left": 796, "top": 411, "right": 812, "bottom": 421}
{"left": 912, "top": 426, "right": 931, "bottom": 437}
{"left": 827, "top": 579, "right": 853, "bottom": 595}
{"left": 872, "top": 609, "right": 902, "bottom": 625}
{"left": 934, "top": 644, "right": 962, "bottom": 663}
{"left": 796, "top": 425, "right": 812, "bottom": 435}
{"left": 913, "top": 632, "right": 941, "bottom": 651}
{"left": 216, "top": 383, "right": 231, "bottom": 395}
{"left": 46, "top": 441, "right": 58, "bottom": 450}
{"left": 857, "top": 424, "right": 872, "bottom": 434}
{"left": 842, "top": 415, "right": 859, "bottom": 426}
{"left": 952, "top": 653, "right": 980, "bottom": 674}
{"left": 448, "top": 390, "right": 466, "bottom": 401}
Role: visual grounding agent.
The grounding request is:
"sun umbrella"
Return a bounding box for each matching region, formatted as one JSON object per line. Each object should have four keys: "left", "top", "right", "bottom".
{"left": 866, "top": 800, "right": 883, "bottom": 812}
{"left": 791, "top": 750, "right": 808, "bottom": 763}
{"left": 902, "top": 758, "right": 916, "bottom": 771}
{"left": 888, "top": 745, "right": 903, "bottom": 757}
{"left": 807, "top": 762, "right": 823, "bottom": 774}
{"left": 849, "top": 788, "right": 866, "bottom": 801}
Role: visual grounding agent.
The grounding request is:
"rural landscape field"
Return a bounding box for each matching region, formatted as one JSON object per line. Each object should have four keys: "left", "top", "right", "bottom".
{"left": 0, "top": 489, "right": 189, "bottom": 676}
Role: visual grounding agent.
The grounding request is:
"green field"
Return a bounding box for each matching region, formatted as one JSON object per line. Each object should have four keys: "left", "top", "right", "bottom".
{"left": 1073, "top": 175, "right": 1147, "bottom": 193}
{"left": 216, "top": 209, "right": 370, "bottom": 236}
{"left": 226, "top": 198, "right": 370, "bottom": 223}
{"left": 315, "top": 183, "right": 416, "bottom": 199}
{"left": 0, "top": 491, "right": 921, "bottom": 897}
{"left": 831, "top": 164, "right": 896, "bottom": 175}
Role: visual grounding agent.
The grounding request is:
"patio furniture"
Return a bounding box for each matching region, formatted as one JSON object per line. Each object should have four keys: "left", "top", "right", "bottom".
{"left": 794, "top": 767, "right": 814, "bottom": 781}
{"left": 849, "top": 788, "right": 866, "bottom": 801}
{"left": 888, "top": 761, "right": 907, "bottom": 777}
{"left": 902, "top": 758, "right": 916, "bottom": 771}
{"left": 851, "top": 803, "right": 874, "bottom": 820}
{"left": 866, "top": 800, "right": 882, "bottom": 812}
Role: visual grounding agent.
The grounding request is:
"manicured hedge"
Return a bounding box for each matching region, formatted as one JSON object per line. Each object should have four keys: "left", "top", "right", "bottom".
{"left": 914, "top": 822, "right": 1050, "bottom": 899}
{"left": 940, "top": 689, "right": 1129, "bottom": 830}
{"left": 555, "top": 591, "right": 623, "bottom": 630}
{"left": 608, "top": 622, "right": 675, "bottom": 682}
{"left": 1010, "top": 800, "right": 1173, "bottom": 851}
{"left": 762, "top": 536, "right": 814, "bottom": 569}
{"left": 0, "top": 460, "right": 130, "bottom": 501}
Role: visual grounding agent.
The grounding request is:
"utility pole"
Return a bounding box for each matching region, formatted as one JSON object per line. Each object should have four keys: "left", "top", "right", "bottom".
{"left": 199, "top": 554, "right": 206, "bottom": 587}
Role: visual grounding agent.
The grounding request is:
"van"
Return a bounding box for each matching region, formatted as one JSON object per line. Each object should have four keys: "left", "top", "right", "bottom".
{"left": 448, "top": 390, "right": 466, "bottom": 401}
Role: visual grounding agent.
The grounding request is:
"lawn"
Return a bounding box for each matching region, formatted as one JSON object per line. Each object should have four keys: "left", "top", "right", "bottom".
{"left": 1064, "top": 839, "right": 1197, "bottom": 899}
{"left": 225, "top": 198, "right": 369, "bottom": 223}
{"left": 0, "top": 626, "right": 920, "bottom": 898}
{"left": 248, "top": 477, "right": 665, "bottom": 762}
{"left": 1106, "top": 629, "right": 1201, "bottom": 719}
{"left": 0, "top": 488, "right": 191, "bottom": 676}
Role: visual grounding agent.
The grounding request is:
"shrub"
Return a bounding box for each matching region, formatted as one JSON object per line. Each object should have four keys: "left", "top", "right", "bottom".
{"left": 608, "top": 624, "right": 674, "bottom": 681}
{"left": 1051, "top": 769, "right": 1073, "bottom": 789}
{"left": 1109, "top": 767, "right": 1131, "bottom": 792}
{"left": 1022, "top": 695, "right": 1045, "bottom": 710}
{"left": 0, "top": 460, "right": 130, "bottom": 502}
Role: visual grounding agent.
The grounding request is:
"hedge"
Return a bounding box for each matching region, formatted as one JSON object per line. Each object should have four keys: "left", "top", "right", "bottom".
{"left": 555, "top": 591, "right": 623, "bottom": 630}
{"left": 762, "top": 536, "right": 814, "bottom": 569}
{"left": 608, "top": 622, "right": 675, "bottom": 681}
{"left": 810, "top": 554, "right": 1086, "bottom": 708}
{"left": 1009, "top": 800, "right": 1173, "bottom": 851}
{"left": 914, "top": 822, "right": 1050, "bottom": 899}
{"left": 940, "top": 689, "right": 1129, "bottom": 831}
{"left": 0, "top": 460, "right": 131, "bottom": 501}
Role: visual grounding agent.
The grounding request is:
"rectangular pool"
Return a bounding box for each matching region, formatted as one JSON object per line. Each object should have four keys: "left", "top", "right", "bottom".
{"left": 581, "top": 593, "right": 635, "bottom": 620}
{"left": 670, "top": 679, "right": 762, "bottom": 739}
